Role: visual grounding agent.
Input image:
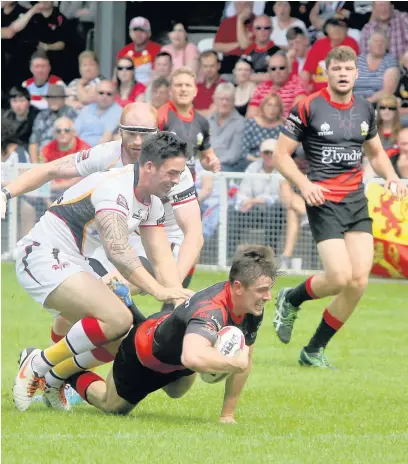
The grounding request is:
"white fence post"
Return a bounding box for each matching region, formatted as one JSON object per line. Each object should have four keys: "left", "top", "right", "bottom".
{"left": 217, "top": 173, "right": 228, "bottom": 270}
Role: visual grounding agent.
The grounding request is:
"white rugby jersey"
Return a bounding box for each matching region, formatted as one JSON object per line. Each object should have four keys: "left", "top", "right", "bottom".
{"left": 74, "top": 140, "right": 197, "bottom": 239}
{"left": 25, "top": 165, "right": 164, "bottom": 258}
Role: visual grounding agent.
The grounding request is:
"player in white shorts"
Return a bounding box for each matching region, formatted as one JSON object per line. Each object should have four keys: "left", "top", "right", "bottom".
{"left": 1, "top": 102, "right": 205, "bottom": 340}
{"left": 12, "top": 132, "right": 194, "bottom": 412}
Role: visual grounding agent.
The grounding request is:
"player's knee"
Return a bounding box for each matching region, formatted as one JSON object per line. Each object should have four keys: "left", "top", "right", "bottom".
{"left": 105, "top": 309, "right": 133, "bottom": 339}
{"left": 330, "top": 270, "right": 352, "bottom": 292}
{"left": 348, "top": 275, "right": 369, "bottom": 292}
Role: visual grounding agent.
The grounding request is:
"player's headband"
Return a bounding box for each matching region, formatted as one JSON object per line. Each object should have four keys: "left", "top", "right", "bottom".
{"left": 119, "top": 124, "right": 158, "bottom": 133}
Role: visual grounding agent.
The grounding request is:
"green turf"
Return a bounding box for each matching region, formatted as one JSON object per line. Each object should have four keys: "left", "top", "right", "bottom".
{"left": 2, "top": 262, "right": 408, "bottom": 464}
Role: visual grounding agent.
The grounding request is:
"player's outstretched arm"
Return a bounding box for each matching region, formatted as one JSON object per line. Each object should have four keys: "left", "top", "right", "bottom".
{"left": 1, "top": 154, "right": 79, "bottom": 218}
{"left": 173, "top": 201, "right": 204, "bottom": 282}
{"left": 95, "top": 210, "right": 193, "bottom": 303}
{"left": 181, "top": 333, "right": 249, "bottom": 375}
{"left": 220, "top": 344, "right": 254, "bottom": 424}
{"left": 364, "top": 135, "right": 408, "bottom": 201}
{"left": 274, "top": 133, "right": 329, "bottom": 206}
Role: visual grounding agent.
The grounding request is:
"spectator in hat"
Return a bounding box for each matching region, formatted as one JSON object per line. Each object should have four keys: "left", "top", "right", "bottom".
{"left": 117, "top": 16, "right": 161, "bottom": 85}
{"left": 301, "top": 16, "right": 359, "bottom": 92}
{"left": 22, "top": 50, "right": 65, "bottom": 110}
{"left": 2, "top": 86, "right": 40, "bottom": 150}
{"left": 29, "top": 84, "right": 77, "bottom": 162}
{"left": 161, "top": 21, "right": 200, "bottom": 73}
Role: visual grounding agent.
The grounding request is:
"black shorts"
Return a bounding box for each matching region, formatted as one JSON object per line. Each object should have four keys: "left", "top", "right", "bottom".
{"left": 112, "top": 325, "right": 193, "bottom": 405}
{"left": 306, "top": 198, "right": 373, "bottom": 244}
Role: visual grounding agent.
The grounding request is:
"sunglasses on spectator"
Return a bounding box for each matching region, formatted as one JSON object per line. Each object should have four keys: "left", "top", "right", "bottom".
{"left": 379, "top": 106, "right": 397, "bottom": 111}
{"left": 269, "top": 66, "right": 286, "bottom": 71}
{"left": 98, "top": 91, "right": 114, "bottom": 96}
{"left": 56, "top": 128, "right": 72, "bottom": 134}
{"left": 255, "top": 26, "right": 272, "bottom": 30}
{"left": 117, "top": 65, "right": 134, "bottom": 71}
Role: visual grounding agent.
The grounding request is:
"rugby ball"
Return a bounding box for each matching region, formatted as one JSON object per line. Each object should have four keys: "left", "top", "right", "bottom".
{"left": 200, "top": 326, "right": 245, "bottom": 384}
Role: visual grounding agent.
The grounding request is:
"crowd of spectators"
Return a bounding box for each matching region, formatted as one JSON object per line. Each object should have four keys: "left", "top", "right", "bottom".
{"left": 2, "top": 1, "right": 408, "bottom": 268}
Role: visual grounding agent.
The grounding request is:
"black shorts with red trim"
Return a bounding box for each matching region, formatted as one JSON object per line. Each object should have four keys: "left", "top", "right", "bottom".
{"left": 306, "top": 197, "right": 373, "bottom": 244}
{"left": 112, "top": 325, "right": 193, "bottom": 405}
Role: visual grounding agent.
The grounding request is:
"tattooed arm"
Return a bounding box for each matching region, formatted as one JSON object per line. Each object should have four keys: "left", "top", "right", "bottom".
{"left": 3, "top": 154, "right": 79, "bottom": 200}
{"left": 95, "top": 210, "right": 194, "bottom": 302}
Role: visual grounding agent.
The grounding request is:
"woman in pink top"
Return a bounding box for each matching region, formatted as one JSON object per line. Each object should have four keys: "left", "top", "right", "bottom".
{"left": 114, "top": 57, "right": 146, "bottom": 107}
{"left": 161, "top": 22, "right": 200, "bottom": 74}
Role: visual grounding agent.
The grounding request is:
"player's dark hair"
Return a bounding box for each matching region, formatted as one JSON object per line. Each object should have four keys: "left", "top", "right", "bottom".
{"left": 155, "top": 51, "right": 173, "bottom": 63}
{"left": 229, "top": 245, "right": 279, "bottom": 287}
{"left": 139, "top": 131, "right": 187, "bottom": 167}
{"left": 325, "top": 46, "right": 357, "bottom": 69}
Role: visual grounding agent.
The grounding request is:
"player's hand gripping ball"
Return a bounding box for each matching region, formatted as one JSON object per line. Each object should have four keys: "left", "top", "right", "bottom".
{"left": 200, "top": 326, "right": 245, "bottom": 384}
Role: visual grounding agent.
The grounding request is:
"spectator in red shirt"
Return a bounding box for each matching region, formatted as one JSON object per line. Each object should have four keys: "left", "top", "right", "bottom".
{"left": 301, "top": 16, "right": 359, "bottom": 92}
{"left": 243, "top": 15, "right": 280, "bottom": 84}
{"left": 194, "top": 51, "right": 224, "bottom": 118}
{"left": 117, "top": 16, "right": 161, "bottom": 85}
{"left": 214, "top": 1, "right": 255, "bottom": 73}
{"left": 247, "top": 52, "right": 309, "bottom": 119}
{"left": 41, "top": 116, "right": 88, "bottom": 194}
{"left": 114, "top": 57, "right": 146, "bottom": 108}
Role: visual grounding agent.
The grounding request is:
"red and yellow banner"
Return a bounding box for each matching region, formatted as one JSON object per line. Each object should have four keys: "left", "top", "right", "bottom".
{"left": 367, "top": 183, "right": 408, "bottom": 279}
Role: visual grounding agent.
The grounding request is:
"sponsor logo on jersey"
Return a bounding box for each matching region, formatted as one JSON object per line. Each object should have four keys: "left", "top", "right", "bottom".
{"left": 318, "top": 122, "right": 333, "bottom": 136}
{"left": 132, "top": 209, "right": 148, "bottom": 221}
{"left": 157, "top": 214, "right": 165, "bottom": 225}
{"left": 76, "top": 149, "right": 91, "bottom": 163}
{"left": 197, "top": 132, "right": 204, "bottom": 146}
{"left": 116, "top": 194, "right": 129, "bottom": 210}
{"left": 202, "top": 321, "right": 217, "bottom": 336}
{"left": 288, "top": 113, "right": 302, "bottom": 125}
{"left": 172, "top": 186, "right": 196, "bottom": 203}
{"left": 360, "top": 121, "right": 369, "bottom": 136}
{"left": 52, "top": 262, "right": 70, "bottom": 271}
{"left": 284, "top": 119, "right": 297, "bottom": 133}
{"left": 321, "top": 147, "right": 362, "bottom": 165}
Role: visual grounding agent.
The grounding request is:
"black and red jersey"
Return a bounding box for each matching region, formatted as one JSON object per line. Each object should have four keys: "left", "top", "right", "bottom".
{"left": 282, "top": 88, "right": 377, "bottom": 203}
{"left": 158, "top": 101, "right": 211, "bottom": 174}
{"left": 134, "top": 281, "right": 263, "bottom": 374}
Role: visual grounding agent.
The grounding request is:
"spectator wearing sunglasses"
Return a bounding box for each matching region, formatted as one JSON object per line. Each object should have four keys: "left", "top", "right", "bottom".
{"left": 247, "top": 52, "right": 309, "bottom": 119}
{"left": 376, "top": 95, "right": 402, "bottom": 150}
{"left": 74, "top": 80, "right": 122, "bottom": 147}
{"left": 270, "top": 1, "right": 307, "bottom": 49}
{"left": 117, "top": 16, "right": 161, "bottom": 85}
{"left": 29, "top": 84, "right": 77, "bottom": 163}
{"left": 114, "top": 57, "right": 146, "bottom": 108}
{"left": 354, "top": 29, "right": 399, "bottom": 103}
{"left": 41, "top": 117, "right": 88, "bottom": 194}
{"left": 242, "top": 15, "right": 280, "bottom": 83}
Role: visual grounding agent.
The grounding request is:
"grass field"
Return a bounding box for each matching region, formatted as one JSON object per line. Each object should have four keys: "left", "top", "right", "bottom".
{"left": 2, "top": 262, "right": 408, "bottom": 464}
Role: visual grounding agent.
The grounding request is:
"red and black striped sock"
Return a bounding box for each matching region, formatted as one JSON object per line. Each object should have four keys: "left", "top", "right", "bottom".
{"left": 305, "top": 309, "right": 344, "bottom": 353}
{"left": 68, "top": 371, "right": 105, "bottom": 403}
{"left": 286, "top": 276, "right": 319, "bottom": 307}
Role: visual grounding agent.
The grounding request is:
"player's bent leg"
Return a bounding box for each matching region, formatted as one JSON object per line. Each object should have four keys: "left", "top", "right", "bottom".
{"left": 162, "top": 373, "right": 197, "bottom": 399}
{"left": 51, "top": 316, "right": 73, "bottom": 343}
{"left": 326, "top": 231, "right": 374, "bottom": 323}
{"left": 300, "top": 232, "right": 373, "bottom": 368}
